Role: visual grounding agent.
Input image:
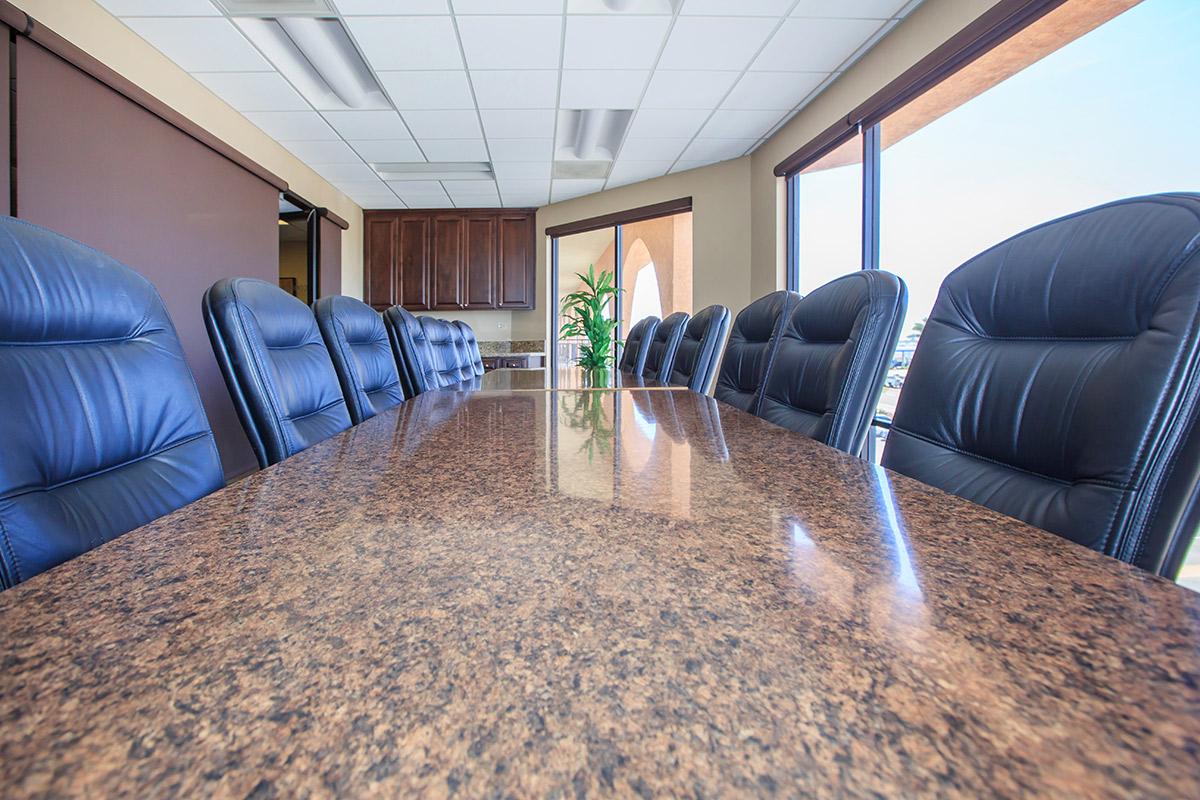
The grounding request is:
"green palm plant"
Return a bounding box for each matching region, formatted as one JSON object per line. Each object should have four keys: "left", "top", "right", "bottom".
{"left": 559, "top": 264, "right": 623, "bottom": 371}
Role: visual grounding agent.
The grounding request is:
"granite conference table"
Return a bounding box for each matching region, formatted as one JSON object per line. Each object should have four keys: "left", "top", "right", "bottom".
{"left": 1, "top": 387, "right": 1199, "bottom": 797}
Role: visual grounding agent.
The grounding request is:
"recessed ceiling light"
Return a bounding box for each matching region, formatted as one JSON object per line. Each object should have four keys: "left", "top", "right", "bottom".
{"left": 372, "top": 162, "right": 495, "bottom": 181}
{"left": 213, "top": 0, "right": 333, "bottom": 16}
{"left": 555, "top": 109, "right": 633, "bottom": 162}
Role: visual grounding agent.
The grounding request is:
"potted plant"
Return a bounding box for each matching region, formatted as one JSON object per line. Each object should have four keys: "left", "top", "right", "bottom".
{"left": 560, "top": 264, "right": 622, "bottom": 381}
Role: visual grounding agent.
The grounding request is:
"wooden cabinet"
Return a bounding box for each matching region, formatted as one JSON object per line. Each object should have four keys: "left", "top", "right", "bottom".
{"left": 364, "top": 209, "right": 536, "bottom": 311}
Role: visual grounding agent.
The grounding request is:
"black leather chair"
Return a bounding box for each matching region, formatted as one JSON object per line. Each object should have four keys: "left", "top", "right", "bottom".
{"left": 668, "top": 304, "right": 731, "bottom": 393}
{"left": 619, "top": 316, "right": 659, "bottom": 376}
{"left": 382, "top": 305, "right": 434, "bottom": 398}
{"left": 420, "top": 317, "right": 475, "bottom": 387}
{"left": 757, "top": 272, "right": 906, "bottom": 453}
{"left": 313, "top": 295, "right": 404, "bottom": 425}
{"left": 882, "top": 193, "right": 1200, "bottom": 576}
{"left": 454, "top": 320, "right": 485, "bottom": 377}
{"left": 0, "top": 218, "right": 223, "bottom": 588}
{"left": 643, "top": 311, "right": 689, "bottom": 383}
{"left": 203, "top": 278, "right": 352, "bottom": 469}
{"left": 715, "top": 291, "right": 798, "bottom": 412}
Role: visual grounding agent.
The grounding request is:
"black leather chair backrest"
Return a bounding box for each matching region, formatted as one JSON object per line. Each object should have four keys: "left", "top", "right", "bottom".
{"left": 454, "top": 320, "right": 485, "bottom": 376}
{"left": 420, "top": 317, "right": 474, "bottom": 387}
{"left": 0, "top": 218, "right": 223, "bottom": 588}
{"left": 643, "top": 311, "right": 689, "bottom": 382}
{"left": 203, "top": 277, "right": 352, "bottom": 469}
{"left": 882, "top": 193, "right": 1200, "bottom": 576}
{"left": 619, "top": 316, "right": 659, "bottom": 376}
{"left": 757, "top": 272, "right": 906, "bottom": 454}
{"left": 715, "top": 290, "right": 798, "bottom": 411}
{"left": 382, "top": 305, "right": 434, "bottom": 398}
{"left": 668, "top": 304, "right": 731, "bottom": 393}
{"left": 313, "top": 295, "right": 404, "bottom": 425}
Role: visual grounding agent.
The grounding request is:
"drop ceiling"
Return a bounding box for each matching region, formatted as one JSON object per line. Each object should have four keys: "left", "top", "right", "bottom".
{"left": 97, "top": 0, "right": 924, "bottom": 209}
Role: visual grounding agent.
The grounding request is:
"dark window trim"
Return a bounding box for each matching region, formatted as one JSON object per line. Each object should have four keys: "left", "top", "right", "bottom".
{"left": 774, "top": 0, "right": 1069, "bottom": 177}
{"left": 545, "top": 196, "right": 691, "bottom": 238}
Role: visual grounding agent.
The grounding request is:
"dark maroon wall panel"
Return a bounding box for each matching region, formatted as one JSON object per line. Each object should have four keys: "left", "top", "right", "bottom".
{"left": 319, "top": 215, "right": 341, "bottom": 297}
{"left": 14, "top": 39, "right": 276, "bottom": 479}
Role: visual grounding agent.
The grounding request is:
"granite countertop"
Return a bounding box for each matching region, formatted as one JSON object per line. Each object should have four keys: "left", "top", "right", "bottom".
{"left": 476, "top": 340, "right": 544, "bottom": 357}
{"left": 1, "top": 390, "right": 1197, "bottom": 797}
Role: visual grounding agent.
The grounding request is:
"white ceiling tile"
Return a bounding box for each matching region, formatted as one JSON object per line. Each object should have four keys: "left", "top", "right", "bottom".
{"left": 457, "top": 16, "right": 563, "bottom": 70}
{"left": 312, "top": 163, "right": 379, "bottom": 182}
{"left": 458, "top": 197, "right": 504, "bottom": 208}
{"left": 444, "top": 183, "right": 501, "bottom": 202}
{"left": 487, "top": 139, "right": 554, "bottom": 161}
{"left": 245, "top": 111, "right": 339, "bottom": 140}
{"left": 323, "top": 110, "right": 412, "bottom": 140}
{"left": 470, "top": 70, "right": 559, "bottom": 109}
{"left": 669, "top": 159, "right": 709, "bottom": 173}
{"left": 98, "top": 0, "right": 218, "bottom": 15}
{"left": 402, "top": 110, "right": 483, "bottom": 139}
{"left": 356, "top": 199, "right": 408, "bottom": 209}
{"left": 387, "top": 180, "right": 447, "bottom": 193}
{"left": 480, "top": 109, "right": 556, "bottom": 139}
{"left": 640, "top": 70, "right": 739, "bottom": 110}
{"left": 456, "top": 0, "right": 562, "bottom": 11}
{"left": 567, "top": 0, "right": 673, "bottom": 12}
{"left": 497, "top": 178, "right": 551, "bottom": 196}
{"left": 723, "top": 71, "right": 827, "bottom": 109}
{"left": 617, "top": 138, "right": 690, "bottom": 160}
{"left": 681, "top": 138, "right": 757, "bottom": 161}
{"left": 552, "top": 179, "right": 607, "bottom": 202}
{"left": 492, "top": 162, "right": 553, "bottom": 180}
{"left": 123, "top": 18, "right": 271, "bottom": 72}
{"left": 658, "top": 17, "right": 777, "bottom": 71}
{"left": 502, "top": 194, "right": 548, "bottom": 207}
{"left": 563, "top": 16, "right": 671, "bottom": 70}
{"left": 284, "top": 140, "right": 365, "bottom": 164}
{"left": 333, "top": 179, "right": 396, "bottom": 195}
{"left": 607, "top": 160, "right": 673, "bottom": 187}
{"left": 700, "top": 108, "right": 784, "bottom": 138}
{"left": 680, "top": 0, "right": 794, "bottom": 14}
{"left": 345, "top": 17, "right": 463, "bottom": 70}
{"left": 753, "top": 17, "right": 883, "bottom": 71}
{"left": 627, "top": 109, "right": 710, "bottom": 139}
{"left": 792, "top": 0, "right": 909, "bottom": 18}
{"left": 377, "top": 71, "right": 475, "bottom": 109}
{"left": 351, "top": 139, "right": 427, "bottom": 162}
{"left": 559, "top": 70, "right": 648, "bottom": 110}
{"left": 419, "top": 139, "right": 490, "bottom": 160}
{"left": 335, "top": 0, "right": 447, "bottom": 13}
{"left": 195, "top": 72, "right": 308, "bottom": 111}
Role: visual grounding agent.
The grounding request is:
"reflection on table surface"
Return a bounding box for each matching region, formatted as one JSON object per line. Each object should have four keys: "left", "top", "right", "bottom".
{"left": 1, "top": 388, "right": 1198, "bottom": 797}
{"left": 448, "top": 367, "right": 684, "bottom": 391}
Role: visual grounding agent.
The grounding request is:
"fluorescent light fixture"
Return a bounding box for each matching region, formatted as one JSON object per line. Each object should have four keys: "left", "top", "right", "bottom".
{"left": 601, "top": 0, "right": 677, "bottom": 11}
{"left": 214, "top": 0, "right": 333, "bottom": 15}
{"left": 235, "top": 17, "right": 388, "bottom": 110}
{"left": 555, "top": 109, "right": 633, "bottom": 162}
{"left": 372, "top": 162, "right": 495, "bottom": 181}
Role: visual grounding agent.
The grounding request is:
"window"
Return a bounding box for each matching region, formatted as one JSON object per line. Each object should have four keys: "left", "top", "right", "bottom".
{"left": 784, "top": 0, "right": 1200, "bottom": 584}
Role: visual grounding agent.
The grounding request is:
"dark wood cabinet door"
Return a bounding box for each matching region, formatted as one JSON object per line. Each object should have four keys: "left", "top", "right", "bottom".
{"left": 463, "top": 215, "right": 496, "bottom": 309}
{"left": 498, "top": 213, "right": 535, "bottom": 309}
{"left": 364, "top": 216, "right": 397, "bottom": 310}
{"left": 397, "top": 215, "right": 430, "bottom": 310}
{"left": 432, "top": 215, "right": 464, "bottom": 310}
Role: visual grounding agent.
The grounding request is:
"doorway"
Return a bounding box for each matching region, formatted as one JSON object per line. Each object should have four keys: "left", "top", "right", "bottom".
{"left": 278, "top": 193, "right": 319, "bottom": 304}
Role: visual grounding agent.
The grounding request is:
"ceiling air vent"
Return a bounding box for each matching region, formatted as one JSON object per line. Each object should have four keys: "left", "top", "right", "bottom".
{"left": 213, "top": 0, "right": 334, "bottom": 15}
{"left": 372, "top": 163, "right": 495, "bottom": 181}
{"left": 552, "top": 161, "right": 612, "bottom": 180}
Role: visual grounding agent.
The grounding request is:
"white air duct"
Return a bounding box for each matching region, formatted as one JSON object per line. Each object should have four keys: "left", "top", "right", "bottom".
{"left": 573, "top": 109, "right": 608, "bottom": 161}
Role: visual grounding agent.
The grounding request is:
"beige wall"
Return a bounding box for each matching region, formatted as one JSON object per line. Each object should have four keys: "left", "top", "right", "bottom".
{"left": 526, "top": 157, "right": 752, "bottom": 342}
{"left": 13, "top": 0, "right": 365, "bottom": 298}
{"left": 748, "top": 0, "right": 1002, "bottom": 298}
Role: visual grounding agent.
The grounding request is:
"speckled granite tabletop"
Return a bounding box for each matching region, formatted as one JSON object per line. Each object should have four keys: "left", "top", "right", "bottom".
{"left": 468, "top": 367, "right": 685, "bottom": 391}
{"left": 1, "top": 390, "right": 1198, "bottom": 798}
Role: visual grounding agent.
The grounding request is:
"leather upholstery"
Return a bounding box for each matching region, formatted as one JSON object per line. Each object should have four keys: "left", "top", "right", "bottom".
{"left": 454, "top": 320, "right": 485, "bottom": 376}
{"left": 420, "top": 317, "right": 476, "bottom": 387}
{"left": 758, "top": 272, "right": 906, "bottom": 453}
{"left": 715, "top": 291, "right": 798, "bottom": 412}
{"left": 643, "top": 311, "right": 689, "bottom": 383}
{"left": 668, "top": 304, "right": 731, "bottom": 393}
{"left": 0, "top": 217, "right": 223, "bottom": 589}
{"left": 382, "top": 305, "right": 434, "bottom": 398}
{"left": 882, "top": 194, "right": 1200, "bottom": 576}
{"left": 203, "top": 277, "right": 351, "bottom": 469}
{"left": 619, "top": 316, "right": 659, "bottom": 376}
{"left": 314, "top": 295, "right": 404, "bottom": 425}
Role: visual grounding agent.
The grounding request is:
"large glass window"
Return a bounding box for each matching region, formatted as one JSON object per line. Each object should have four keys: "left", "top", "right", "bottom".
{"left": 792, "top": 135, "right": 864, "bottom": 294}
{"left": 786, "top": 0, "right": 1200, "bottom": 586}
